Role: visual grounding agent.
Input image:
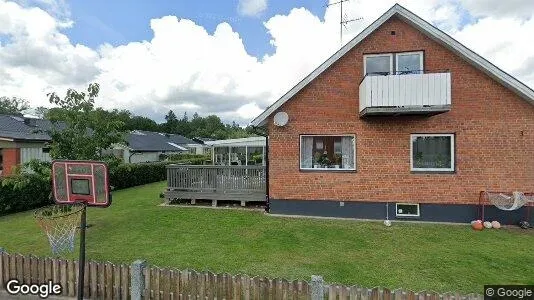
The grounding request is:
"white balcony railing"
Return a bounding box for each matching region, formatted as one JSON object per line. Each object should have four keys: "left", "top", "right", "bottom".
{"left": 359, "top": 72, "right": 451, "bottom": 116}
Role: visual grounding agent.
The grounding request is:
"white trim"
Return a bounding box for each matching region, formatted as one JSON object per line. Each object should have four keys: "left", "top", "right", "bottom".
{"left": 410, "top": 133, "right": 455, "bottom": 172}
{"left": 299, "top": 134, "right": 356, "bottom": 171}
{"left": 0, "top": 137, "right": 14, "bottom": 142}
{"left": 250, "top": 4, "right": 534, "bottom": 126}
{"left": 395, "top": 51, "right": 424, "bottom": 73}
{"left": 363, "top": 53, "right": 393, "bottom": 75}
{"left": 395, "top": 203, "right": 420, "bottom": 217}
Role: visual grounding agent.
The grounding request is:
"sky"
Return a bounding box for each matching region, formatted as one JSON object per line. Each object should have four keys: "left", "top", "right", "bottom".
{"left": 1, "top": 0, "right": 534, "bottom": 124}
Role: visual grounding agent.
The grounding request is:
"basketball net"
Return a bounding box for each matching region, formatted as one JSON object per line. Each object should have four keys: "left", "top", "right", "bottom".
{"left": 485, "top": 191, "right": 534, "bottom": 211}
{"left": 34, "top": 203, "right": 85, "bottom": 255}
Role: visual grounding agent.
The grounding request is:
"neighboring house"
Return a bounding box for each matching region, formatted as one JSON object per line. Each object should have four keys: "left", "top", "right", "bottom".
{"left": 109, "top": 130, "right": 202, "bottom": 163}
{"left": 0, "top": 115, "right": 52, "bottom": 176}
{"left": 0, "top": 115, "right": 203, "bottom": 172}
{"left": 251, "top": 4, "right": 534, "bottom": 223}
{"left": 205, "top": 137, "right": 266, "bottom": 166}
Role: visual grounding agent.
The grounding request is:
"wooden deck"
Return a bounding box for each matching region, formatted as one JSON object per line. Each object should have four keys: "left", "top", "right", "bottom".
{"left": 164, "top": 165, "right": 266, "bottom": 206}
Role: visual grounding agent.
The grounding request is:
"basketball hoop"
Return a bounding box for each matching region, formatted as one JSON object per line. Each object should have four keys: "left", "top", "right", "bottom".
{"left": 35, "top": 203, "right": 85, "bottom": 255}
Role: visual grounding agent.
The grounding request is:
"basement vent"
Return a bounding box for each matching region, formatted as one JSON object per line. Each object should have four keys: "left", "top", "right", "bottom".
{"left": 390, "top": 30, "right": 396, "bottom": 35}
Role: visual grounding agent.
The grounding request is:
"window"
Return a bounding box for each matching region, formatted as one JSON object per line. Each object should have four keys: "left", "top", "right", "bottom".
{"left": 411, "top": 134, "right": 454, "bottom": 172}
{"left": 364, "top": 54, "right": 393, "bottom": 76}
{"left": 364, "top": 51, "right": 424, "bottom": 76}
{"left": 396, "top": 51, "right": 423, "bottom": 74}
{"left": 396, "top": 203, "right": 420, "bottom": 217}
{"left": 300, "top": 135, "right": 355, "bottom": 170}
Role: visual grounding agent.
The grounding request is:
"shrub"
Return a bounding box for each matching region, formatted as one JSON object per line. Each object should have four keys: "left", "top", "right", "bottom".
{"left": 0, "top": 173, "right": 52, "bottom": 216}
{"left": 108, "top": 162, "right": 169, "bottom": 190}
{"left": 167, "top": 153, "right": 209, "bottom": 161}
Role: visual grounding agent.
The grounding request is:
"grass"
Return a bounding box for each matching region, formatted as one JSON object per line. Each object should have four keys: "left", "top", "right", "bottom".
{"left": 0, "top": 181, "right": 533, "bottom": 293}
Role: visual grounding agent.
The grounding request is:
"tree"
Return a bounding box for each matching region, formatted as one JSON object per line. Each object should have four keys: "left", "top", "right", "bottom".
{"left": 125, "top": 115, "right": 159, "bottom": 131}
{"left": 46, "top": 83, "right": 125, "bottom": 160}
{"left": 0, "top": 97, "right": 30, "bottom": 115}
{"left": 162, "top": 110, "right": 178, "bottom": 133}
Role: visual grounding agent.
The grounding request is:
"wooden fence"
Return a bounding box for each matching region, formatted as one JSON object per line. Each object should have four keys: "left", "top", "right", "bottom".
{"left": 0, "top": 250, "right": 483, "bottom": 300}
{"left": 165, "top": 165, "right": 266, "bottom": 205}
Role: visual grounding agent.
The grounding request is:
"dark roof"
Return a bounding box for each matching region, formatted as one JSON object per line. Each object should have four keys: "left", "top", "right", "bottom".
{"left": 0, "top": 115, "right": 200, "bottom": 152}
{"left": 0, "top": 115, "right": 52, "bottom": 141}
{"left": 126, "top": 130, "right": 200, "bottom": 152}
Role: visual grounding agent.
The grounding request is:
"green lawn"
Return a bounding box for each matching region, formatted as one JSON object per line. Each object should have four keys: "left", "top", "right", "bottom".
{"left": 0, "top": 181, "right": 533, "bottom": 293}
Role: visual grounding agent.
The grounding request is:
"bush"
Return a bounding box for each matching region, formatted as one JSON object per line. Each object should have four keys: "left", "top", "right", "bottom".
{"left": 108, "top": 162, "right": 169, "bottom": 190}
{"left": 167, "top": 153, "right": 209, "bottom": 161}
{"left": 0, "top": 173, "right": 52, "bottom": 216}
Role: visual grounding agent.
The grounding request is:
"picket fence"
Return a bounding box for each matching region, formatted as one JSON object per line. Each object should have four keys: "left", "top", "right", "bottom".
{"left": 0, "top": 250, "right": 483, "bottom": 300}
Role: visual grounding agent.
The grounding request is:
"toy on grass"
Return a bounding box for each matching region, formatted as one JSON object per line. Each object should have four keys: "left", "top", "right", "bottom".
{"left": 483, "top": 221, "right": 492, "bottom": 229}
{"left": 471, "top": 220, "right": 484, "bottom": 231}
{"left": 491, "top": 220, "right": 501, "bottom": 229}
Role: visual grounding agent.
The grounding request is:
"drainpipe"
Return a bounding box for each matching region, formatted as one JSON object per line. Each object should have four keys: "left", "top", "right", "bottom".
{"left": 251, "top": 126, "right": 269, "bottom": 213}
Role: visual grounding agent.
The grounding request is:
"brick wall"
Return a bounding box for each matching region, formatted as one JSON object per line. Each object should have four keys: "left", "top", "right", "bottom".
{"left": 267, "top": 16, "right": 534, "bottom": 205}
{"left": 1, "top": 148, "right": 20, "bottom": 176}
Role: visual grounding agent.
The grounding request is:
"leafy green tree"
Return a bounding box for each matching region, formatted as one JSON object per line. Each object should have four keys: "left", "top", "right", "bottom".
{"left": 0, "top": 96, "right": 30, "bottom": 115}
{"left": 125, "top": 115, "right": 159, "bottom": 131}
{"left": 46, "top": 83, "right": 125, "bottom": 160}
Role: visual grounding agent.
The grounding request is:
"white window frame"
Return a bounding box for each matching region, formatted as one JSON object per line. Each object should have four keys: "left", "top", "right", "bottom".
{"left": 363, "top": 53, "right": 393, "bottom": 76}
{"left": 396, "top": 203, "right": 420, "bottom": 217}
{"left": 395, "top": 51, "right": 424, "bottom": 74}
{"left": 410, "top": 133, "right": 455, "bottom": 172}
{"left": 300, "top": 134, "right": 356, "bottom": 171}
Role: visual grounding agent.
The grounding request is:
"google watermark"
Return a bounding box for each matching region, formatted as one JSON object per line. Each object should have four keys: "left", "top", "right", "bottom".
{"left": 5, "top": 279, "right": 62, "bottom": 298}
{"left": 485, "top": 285, "right": 534, "bottom": 300}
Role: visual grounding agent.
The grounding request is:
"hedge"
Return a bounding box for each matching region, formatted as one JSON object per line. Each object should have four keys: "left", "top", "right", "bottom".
{"left": 0, "top": 173, "right": 53, "bottom": 216}
{"left": 108, "top": 162, "right": 169, "bottom": 190}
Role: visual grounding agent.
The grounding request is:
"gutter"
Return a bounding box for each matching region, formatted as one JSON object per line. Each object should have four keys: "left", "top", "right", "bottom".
{"left": 251, "top": 126, "right": 269, "bottom": 213}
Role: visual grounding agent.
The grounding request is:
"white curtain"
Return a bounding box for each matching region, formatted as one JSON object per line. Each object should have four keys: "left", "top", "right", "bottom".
{"left": 341, "top": 136, "right": 355, "bottom": 169}
{"left": 301, "top": 137, "right": 313, "bottom": 168}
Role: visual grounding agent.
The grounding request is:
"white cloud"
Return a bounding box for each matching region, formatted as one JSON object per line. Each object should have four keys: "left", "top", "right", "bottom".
{"left": 237, "top": 0, "right": 267, "bottom": 17}
{"left": 0, "top": 0, "right": 533, "bottom": 125}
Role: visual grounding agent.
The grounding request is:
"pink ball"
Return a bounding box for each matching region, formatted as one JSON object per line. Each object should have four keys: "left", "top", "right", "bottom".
{"left": 491, "top": 221, "right": 501, "bottom": 229}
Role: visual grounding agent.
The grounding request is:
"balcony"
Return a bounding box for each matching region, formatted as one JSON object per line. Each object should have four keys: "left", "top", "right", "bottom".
{"left": 359, "top": 71, "right": 451, "bottom": 117}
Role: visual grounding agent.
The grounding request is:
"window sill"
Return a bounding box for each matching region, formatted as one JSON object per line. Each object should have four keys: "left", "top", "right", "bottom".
{"left": 300, "top": 168, "right": 357, "bottom": 173}
{"left": 395, "top": 215, "right": 421, "bottom": 219}
{"left": 410, "top": 170, "right": 456, "bottom": 174}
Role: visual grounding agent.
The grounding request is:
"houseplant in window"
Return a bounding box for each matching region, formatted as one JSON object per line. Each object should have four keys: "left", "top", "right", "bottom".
{"left": 318, "top": 151, "right": 331, "bottom": 168}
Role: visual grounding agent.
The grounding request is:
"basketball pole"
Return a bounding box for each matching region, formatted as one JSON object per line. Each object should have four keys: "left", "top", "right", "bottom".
{"left": 77, "top": 203, "right": 87, "bottom": 300}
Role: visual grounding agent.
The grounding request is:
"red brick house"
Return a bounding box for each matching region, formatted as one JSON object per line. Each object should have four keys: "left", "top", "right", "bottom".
{"left": 251, "top": 4, "right": 534, "bottom": 224}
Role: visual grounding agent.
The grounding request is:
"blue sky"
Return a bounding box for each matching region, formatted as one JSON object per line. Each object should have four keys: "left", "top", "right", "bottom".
{"left": 64, "top": 0, "right": 326, "bottom": 58}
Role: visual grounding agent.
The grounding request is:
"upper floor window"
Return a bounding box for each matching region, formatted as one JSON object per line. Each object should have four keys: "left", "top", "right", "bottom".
{"left": 396, "top": 51, "right": 423, "bottom": 74}
{"left": 364, "top": 51, "right": 423, "bottom": 76}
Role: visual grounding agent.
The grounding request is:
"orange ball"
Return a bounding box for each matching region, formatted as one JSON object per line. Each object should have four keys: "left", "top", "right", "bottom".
{"left": 472, "top": 222, "right": 484, "bottom": 231}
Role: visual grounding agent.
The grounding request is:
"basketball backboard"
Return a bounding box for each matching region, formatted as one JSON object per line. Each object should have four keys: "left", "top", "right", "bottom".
{"left": 52, "top": 160, "right": 111, "bottom": 207}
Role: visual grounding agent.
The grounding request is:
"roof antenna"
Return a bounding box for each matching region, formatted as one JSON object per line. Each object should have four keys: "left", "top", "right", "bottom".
{"left": 325, "top": 0, "right": 363, "bottom": 46}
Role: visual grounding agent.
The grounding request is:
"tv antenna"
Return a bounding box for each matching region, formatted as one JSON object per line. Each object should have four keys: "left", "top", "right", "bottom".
{"left": 326, "top": 0, "right": 363, "bottom": 46}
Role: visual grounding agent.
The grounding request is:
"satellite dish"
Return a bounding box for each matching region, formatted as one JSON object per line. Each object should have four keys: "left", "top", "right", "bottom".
{"left": 273, "top": 112, "right": 289, "bottom": 127}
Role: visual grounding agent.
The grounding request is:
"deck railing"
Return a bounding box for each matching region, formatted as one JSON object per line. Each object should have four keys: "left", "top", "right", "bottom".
{"left": 165, "top": 165, "right": 266, "bottom": 204}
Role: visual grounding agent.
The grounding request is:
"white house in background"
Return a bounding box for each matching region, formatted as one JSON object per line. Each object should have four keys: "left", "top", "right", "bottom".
{"left": 109, "top": 130, "right": 204, "bottom": 163}
{"left": 205, "top": 136, "right": 266, "bottom": 166}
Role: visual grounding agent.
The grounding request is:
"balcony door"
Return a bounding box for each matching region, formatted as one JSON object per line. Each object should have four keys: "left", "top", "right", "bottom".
{"left": 396, "top": 51, "right": 423, "bottom": 74}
